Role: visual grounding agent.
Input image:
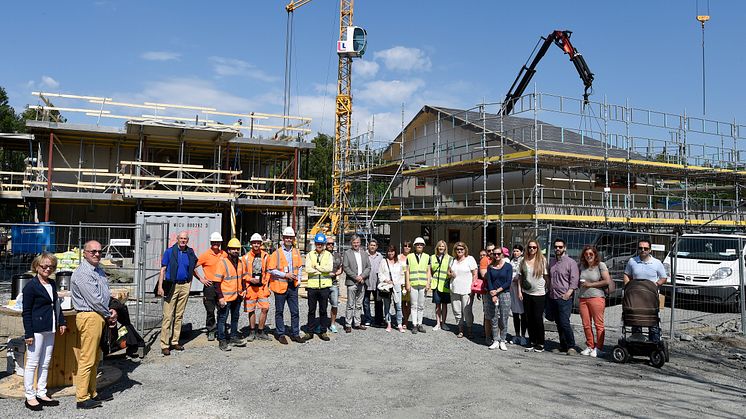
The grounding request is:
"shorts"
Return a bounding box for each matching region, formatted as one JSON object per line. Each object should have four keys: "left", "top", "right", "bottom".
{"left": 244, "top": 285, "right": 270, "bottom": 312}
{"left": 432, "top": 289, "right": 451, "bottom": 304}
{"left": 328, "top": 285, "right": 340, "bottom": 308}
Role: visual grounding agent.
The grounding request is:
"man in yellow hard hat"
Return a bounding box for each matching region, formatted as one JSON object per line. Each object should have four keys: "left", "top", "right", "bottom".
{"left": 213, "top": 238, "right": 247, "bottom": 351}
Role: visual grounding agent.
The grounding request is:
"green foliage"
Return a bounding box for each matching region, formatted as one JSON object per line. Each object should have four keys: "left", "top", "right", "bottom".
{"left": 0, "top": 87, "right": 25, "bottom": 133}
{"left": 307, "top": 133, "right": 333, "bottom": 206}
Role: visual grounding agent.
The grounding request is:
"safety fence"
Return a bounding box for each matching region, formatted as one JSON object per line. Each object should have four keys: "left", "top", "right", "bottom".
{"left": 0, "top": 222, "right": 167, "bottom": 338}
{"left": 532, "top": 225, "right": 745, "bottom": 338}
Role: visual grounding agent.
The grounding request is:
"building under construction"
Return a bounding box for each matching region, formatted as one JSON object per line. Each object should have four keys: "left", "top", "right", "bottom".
{"left": 345, "top": 91, "right": 746, "bottom": 249}
{"left": 0, "top": 92, "right": 316, "bottom": 246}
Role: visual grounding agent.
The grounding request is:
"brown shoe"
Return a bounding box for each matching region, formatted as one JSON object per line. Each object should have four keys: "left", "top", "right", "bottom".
{"left": 353, "top": 325, "right": 367, "bottom": 330}
{"left": 171, "top": 344, "right": 184, "bottom": 351}
{"left": 344, "top": 326, "right": 352, "bottom": 333}
{"left": 277, "top": 335, "right": 289, "bottom": 345}
{"left": 161, "top": 348, "right": 170, "bottom": 356}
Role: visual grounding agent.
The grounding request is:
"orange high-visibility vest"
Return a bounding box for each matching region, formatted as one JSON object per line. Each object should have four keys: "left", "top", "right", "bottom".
{"left": 268, "top": 246, "right": 303, "bottom": 294}
{"left": 243, "top": 250, "right": 269, "bottom": 287}
{"left": 214, "top": 257, "right": 246, "bottom": 302}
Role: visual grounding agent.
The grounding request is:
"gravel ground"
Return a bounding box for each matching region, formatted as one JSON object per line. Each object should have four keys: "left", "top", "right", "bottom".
{"left": 1, "top": 292, "right": 745, "bottom": 418}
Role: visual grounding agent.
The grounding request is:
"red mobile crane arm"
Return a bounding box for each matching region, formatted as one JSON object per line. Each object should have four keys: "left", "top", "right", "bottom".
{"left": 500, "top": 30, "right": 594, "bottom": 116}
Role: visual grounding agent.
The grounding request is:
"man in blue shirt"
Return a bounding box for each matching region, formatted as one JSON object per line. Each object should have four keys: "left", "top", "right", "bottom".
{"left": 157, "top": 231, "right": 197, "bottom": 356}
{"left": 623, "top": 238, "right": 668, "bottom": 342}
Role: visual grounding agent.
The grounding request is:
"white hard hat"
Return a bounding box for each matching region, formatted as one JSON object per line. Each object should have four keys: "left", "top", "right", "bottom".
{"left": 282, "top": 227, "right": 296, "bottom": 237}
{"left": 209, "top": 232, "right": 223, "bottom": 242}
{"left": 250, "top": 233, "right": 263, "bottom": 242}
{"left": 413, "top": 237, "right": 425, "bottom": 245}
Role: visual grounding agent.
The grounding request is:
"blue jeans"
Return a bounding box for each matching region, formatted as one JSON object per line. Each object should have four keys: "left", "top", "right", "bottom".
{"left": 631, "top": 326, "right": 661, "bottom": 342}
{"left": 547, "top": 297, "right": 576, "bottom": 350}
{"left": 363, "top": 287, "right": 384, "bottom": 325}
{"left": 217, "top": 299, "right": 241, "bottom": 341}
{"left": 275, "top": 286, "right": 300, "bottom": 337}
{"left": 382, "top": 288, "right": 403, "bottom": 326}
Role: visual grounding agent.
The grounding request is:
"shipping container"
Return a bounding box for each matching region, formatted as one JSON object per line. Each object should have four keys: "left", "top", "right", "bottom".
{"left": 134, "top": 212, "right": 223, "bottom": 293}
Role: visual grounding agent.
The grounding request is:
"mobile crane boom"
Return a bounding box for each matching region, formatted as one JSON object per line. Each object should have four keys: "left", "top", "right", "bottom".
{"left": 501, "top": 30, "right": 594, "bottom": 116}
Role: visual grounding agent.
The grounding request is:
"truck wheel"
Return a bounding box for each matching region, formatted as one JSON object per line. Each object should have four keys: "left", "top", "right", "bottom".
{"left": 612, "top": 346, "right": 629, "bottom": 363}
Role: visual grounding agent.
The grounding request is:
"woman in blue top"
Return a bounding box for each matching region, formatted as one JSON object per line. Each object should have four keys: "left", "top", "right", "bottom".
{"left": 22, "top": 252, "right": 67, "bottom": 411}
{"left": 486, "top": 247, "right": 512, "bottom": 351}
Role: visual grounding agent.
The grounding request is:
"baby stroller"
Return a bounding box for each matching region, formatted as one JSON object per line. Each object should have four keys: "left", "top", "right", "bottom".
{"left": 612, "top": 279, "right": 669, "bottom": 368}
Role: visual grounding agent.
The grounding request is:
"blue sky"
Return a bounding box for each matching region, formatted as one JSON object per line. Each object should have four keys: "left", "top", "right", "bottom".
{"left": 2, "top": 1, "right": 744, "bottom": 143}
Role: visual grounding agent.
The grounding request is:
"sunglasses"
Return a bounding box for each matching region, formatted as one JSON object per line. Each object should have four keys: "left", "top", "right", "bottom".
{"left": 554, "top": 245, "right": 564, "bottom": 249}
{"left": 85, "top": 250, "right": 102, "bottom": 255}
{"left": 39, "top": 264, "right": 56, "bottom": 270}
{"left": 638, "top": 247, "right": 650, "bottom": 251}
{"left": 456, "top": 248, "right": 465, "bottom": 251}
{"left": 492, "top": 252, "right": 502, "bottom": 256}
{"left": 527, "top": 246, "right": 538, "bottom": 250}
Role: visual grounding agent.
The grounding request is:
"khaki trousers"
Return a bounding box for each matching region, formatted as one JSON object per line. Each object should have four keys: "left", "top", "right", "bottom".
{"left": 75, "top": 312, "right": 104, "bottom": 402}
{"left": 161, "top": 282, "right": 191, "bottom": 349}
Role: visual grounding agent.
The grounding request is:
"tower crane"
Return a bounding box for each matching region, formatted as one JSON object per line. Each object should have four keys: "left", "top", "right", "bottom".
{"left": 284, "top": 0, "right": 367, "bottom": 238}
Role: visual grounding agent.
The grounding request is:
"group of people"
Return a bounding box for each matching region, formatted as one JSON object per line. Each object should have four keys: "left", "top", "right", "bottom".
{"left": 20, "top": 227, "right": 667, "bottom": 410}
{"left": 22, "top": 240, "right": 122, "bottom": 410}
{"left": 158, "top": 226, "right": 668, "bottom": 359}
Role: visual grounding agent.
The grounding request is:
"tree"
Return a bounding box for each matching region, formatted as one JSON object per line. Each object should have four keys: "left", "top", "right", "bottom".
{"left": 307, "top": 133, "right": 333, "bottom": 207}
{"left": 0, "top": 87, "right": 24, "bottom": 133}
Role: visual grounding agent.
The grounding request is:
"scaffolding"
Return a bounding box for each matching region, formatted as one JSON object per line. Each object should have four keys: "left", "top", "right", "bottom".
{"left": 0, "top": 92, "right": 316, "bottom": 247}
{"left": 347, "top": 91, "right": 746, "bottom": 247}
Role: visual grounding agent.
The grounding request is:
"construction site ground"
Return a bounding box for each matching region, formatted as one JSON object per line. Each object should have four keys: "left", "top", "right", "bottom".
{"left": 1, "top": 293, "right": 745, "bottom": 418}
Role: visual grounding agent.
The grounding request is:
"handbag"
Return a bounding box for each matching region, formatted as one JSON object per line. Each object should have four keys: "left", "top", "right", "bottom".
{"left": 520, "top": 263, "right": 533, "bottom": 291}
{"left": 378, "top": 260, "right": 395, "bottom": 296}
{"left": 471, "top": 277, "right": 486, "bottom": 294}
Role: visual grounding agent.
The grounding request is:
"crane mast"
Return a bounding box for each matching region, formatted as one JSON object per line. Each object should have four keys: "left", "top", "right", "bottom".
{"left": 331, "top": 0, "right": 355, "bottom": 236}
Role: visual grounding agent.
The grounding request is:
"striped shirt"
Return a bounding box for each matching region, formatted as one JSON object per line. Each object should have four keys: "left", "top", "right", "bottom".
{"left": 71, "top": 259, "right": 111, "bottom": 318}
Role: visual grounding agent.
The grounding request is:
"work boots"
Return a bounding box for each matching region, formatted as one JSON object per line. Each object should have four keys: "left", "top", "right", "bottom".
{"left": 229, "top": 337, "right": 247, "bottom": 347}
{"left": 219, "top": 340, "right": 231, "bottom": 351}
{"left": 257, "top": 331, "right": 272, "bottom": 341}
{"left": 246, "top": 330, "right": 257, "bottom": 342}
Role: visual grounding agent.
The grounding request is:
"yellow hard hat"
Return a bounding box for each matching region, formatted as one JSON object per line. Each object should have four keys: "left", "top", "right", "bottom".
{"left": 227, "top": 238, "right": 241, "bottom": 248}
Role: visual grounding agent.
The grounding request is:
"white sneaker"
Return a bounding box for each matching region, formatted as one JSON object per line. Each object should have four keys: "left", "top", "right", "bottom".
{"left": 499, "top": 341, "right": 508, "bottom": 351}
{"left": 581, "top": 347, "right": 593, "bottom": 356}
{"left": 488, "top": 341, "right": 500, "bottom": 350}
{"left": 432, "top": 325, "right": 440, "bottom": 331}
{"left": 590, "top": 348, "right": 598, "bottom": 358}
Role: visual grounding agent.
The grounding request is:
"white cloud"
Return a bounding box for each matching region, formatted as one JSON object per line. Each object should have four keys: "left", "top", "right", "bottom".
{"left": 374, "top": 46, "right": 432, "bottom": 72}
{"left": 141, "top": 51, "right": 181, "bottom": 61}
{"left": 209, "top": 56, "right": 278, "bottom": 82}
{"left": 354, "top": 60, "right": 379, "bottom": 78}
{"left": 40, "top": 76, "right": 59, "bottom": 89}
{"left": 118, "top": 77, "right": 259, "bottom": 116}
{"left": 357, "top": 79, "right": 425, "bottom": 106}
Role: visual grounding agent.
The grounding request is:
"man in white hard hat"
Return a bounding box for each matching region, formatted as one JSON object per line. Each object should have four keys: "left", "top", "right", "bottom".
{"left": 242, "top": 233, "right": 272, "bottom": 341}
{"left": 267, "top": 227, "right": 305, "bottom": 344}
{"left": 194, "top": 232, "right": 226, "bottom": 341}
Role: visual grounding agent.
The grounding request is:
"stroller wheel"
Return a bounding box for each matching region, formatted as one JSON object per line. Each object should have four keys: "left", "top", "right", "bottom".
{"left": 612, "top": 346, "right": 629, "bottom": 363}
{"left": 650, "top": 350, "right": 666, "bottom": 368}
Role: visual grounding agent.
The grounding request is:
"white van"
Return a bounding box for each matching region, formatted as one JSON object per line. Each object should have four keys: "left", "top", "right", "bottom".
{"left": 662, "top": 233, "right": 744, "bottom": 309}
